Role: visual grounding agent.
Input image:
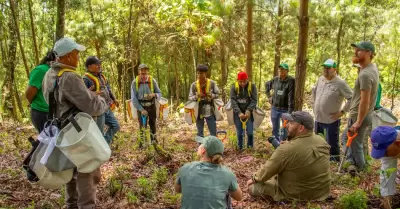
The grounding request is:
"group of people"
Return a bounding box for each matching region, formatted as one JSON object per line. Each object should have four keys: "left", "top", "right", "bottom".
{"left": 175, "top": 40, "right": 390, "bottom": 208}
{"left": 25, "top": 35, "right": 393, "bottom": 208}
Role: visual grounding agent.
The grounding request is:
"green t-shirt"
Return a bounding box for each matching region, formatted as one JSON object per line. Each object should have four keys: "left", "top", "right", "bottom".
{"left": 29, "top": 64, "right": 50, "bottom": 112}
{"left": 176, "top": 161, "right": 238, "bottom": 209}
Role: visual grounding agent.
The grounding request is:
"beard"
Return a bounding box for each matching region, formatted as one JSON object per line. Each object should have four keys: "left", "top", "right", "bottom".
{"left": 352, "top": 56, "right": 360, "bottom": 64}
{"left": 287, "top": 129, "right": 296, "bottom": 141}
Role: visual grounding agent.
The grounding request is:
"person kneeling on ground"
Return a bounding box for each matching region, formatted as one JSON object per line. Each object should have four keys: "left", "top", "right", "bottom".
{"left": 369, "top": 126, "right": 400, "bottom": 209}
{"left": 247, "top": 111, "right": 331, "bottom": 202}
{"left": 175, "top": 136, "right": 242, "bottom": 209}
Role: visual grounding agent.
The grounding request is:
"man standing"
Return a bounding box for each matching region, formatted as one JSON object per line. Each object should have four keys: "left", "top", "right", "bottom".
{"left": 265, "top": 63, "right": 295, "bottom": 141}
{"left": 312, "top": 59, "right": 353, "bottom": 161}
{"left": 230, "top": 71, "right": 258, "bottom": 150}
{"left": 344, "top": 41, "right": 379, "bottom": 172}
{"left": 131, "top": 64, "right": 162, "bottom": 145}
{"left": 188, "top": 64, "right": 220, "bottom": 137}
{"left": 42, "top": 37, "right": 108, "bottom": 209}
{"left": 83, "top": 56, "right": 120, "bottom": 144}
{"left": 247, "top": 111, "right": 331, "bottom": 202}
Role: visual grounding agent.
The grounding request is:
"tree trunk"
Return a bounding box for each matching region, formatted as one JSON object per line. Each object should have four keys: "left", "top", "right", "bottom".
{"left": 27, "top": 0, "right": 39, "bottom": 65}
{"left": 88, "top": 0, "right": 102, "bottom": 59}
{"left": 273, "top": 0, "right": 283, "bottom": 77}
{"left": 220, "top": 38, "right": 227, "bottom": 102}
{"left": 56, "top": 0, "right": 65, "bottom": 41}
{"left": 14, "top": 83, "right": 25, "bottom": 118}
{"left": 391, "top": 54, "right": 399, "bottom": 111}
{"left": 336, "top": 16, "right": 345, "bottom": 75}
{"left": 9, "top": 0, "right": 29, "bottom": 78}
{"left": 174, "top": 53, "right": 180, "bottom": 104}
{"left": 246, "top": 0, "right": 253, "bottom": 81}
{"left": 294, "top": 0, "right": 309, "bottom": 111}
{"left": 2, "top": 8, "right": 18, "bottom": 118}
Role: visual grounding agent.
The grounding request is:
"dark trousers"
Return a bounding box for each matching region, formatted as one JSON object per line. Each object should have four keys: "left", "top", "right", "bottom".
{"left": 137, "top": 103, "right": 157, "bottom": 142}
{"left": 315, "top": 120, "right": 340, "bottom": 161}
{"left": 30, "top": 108, "right": 48, "bottom": 133}
{"left": 233, "top": 114, "right": 254, "bottom": 150}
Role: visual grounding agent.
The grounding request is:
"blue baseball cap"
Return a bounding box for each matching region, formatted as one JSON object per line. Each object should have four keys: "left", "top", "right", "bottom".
{"left": 370, "top": 126, "right": 398, "bottom": 159}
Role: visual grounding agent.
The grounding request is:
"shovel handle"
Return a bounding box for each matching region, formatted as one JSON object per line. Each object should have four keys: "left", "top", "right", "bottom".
{"left": 141, "top": 115, "right": 147, "bottom": 126}
{"left": 346, "top": 131, "right": 358, "bottom": 147}
{"left": 240, "top": 118, "right": 248, "bottom": 129}
{"left": 283, "top": 119, "right": 288, "bottom": 128}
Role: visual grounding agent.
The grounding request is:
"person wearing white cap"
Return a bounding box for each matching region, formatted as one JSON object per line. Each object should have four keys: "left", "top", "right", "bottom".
{"left": 312, "top": 59, "right": 353, "bottom": 162}
{"left": 42, "top": 37, "right": 108, "bottom": 209}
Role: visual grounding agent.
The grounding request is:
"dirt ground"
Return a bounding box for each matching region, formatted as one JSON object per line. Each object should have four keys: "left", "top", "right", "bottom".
{"left": 1, "top": 97, "right": 400, "bottom": 209}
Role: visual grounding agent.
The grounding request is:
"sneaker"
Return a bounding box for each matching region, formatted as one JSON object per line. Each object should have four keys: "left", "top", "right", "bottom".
{"left": 347, "top": 165, "right": 357, "bottom": 176}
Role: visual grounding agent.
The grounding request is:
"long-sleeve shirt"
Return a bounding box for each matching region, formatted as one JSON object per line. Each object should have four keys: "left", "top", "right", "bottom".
{"left": 265, "top": 76, "right": 295, "bottom": 112}
{"left": 312, "top": 76, "right": 353, "bottom": 124}
{"left": 130, "top": 76, "right": 162, "bottom": 112}
{"left": 230, "top": 82, "right": 257, "bottom": 114}
{"left": 253, "top": 132, "right": 331, "bottom": 201}
{"left": 188, "top": 79, "right": 220, "bottom": 118}
{"left": 42, "top": 63, "right": 108, "bottom": 119}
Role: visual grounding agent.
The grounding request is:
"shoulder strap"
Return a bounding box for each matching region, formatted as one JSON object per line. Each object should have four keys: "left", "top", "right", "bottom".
{"left": 84, "top": 72, "right": 100, "bottom": 91}
{"left": 235, "top": 81, "right": 252, "bottom": 97}
{"left": 135, "top": 76, "right": 154, "bottom": 93}
{"left": 48, "top": 69, "right": 76, "bottom": 120}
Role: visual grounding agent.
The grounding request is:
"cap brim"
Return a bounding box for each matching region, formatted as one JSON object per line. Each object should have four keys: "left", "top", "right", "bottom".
{"left": 195, "top": 136, "right": 205, "bottom": 144}
{"left": 371, "top": 147, "right": 387, "bottom": 159}
{"left": 281, "top": 113, "right": 294, "bottom": 121}
{"left": 74, "top": 44, "right": 86, "bottom": 52}
{"left": 351, "top": 43, "right": 364, "bottom": 49}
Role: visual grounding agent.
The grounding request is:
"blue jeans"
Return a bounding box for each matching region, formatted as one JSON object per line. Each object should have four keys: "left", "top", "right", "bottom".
{"left": 196, "top": 115, "right": 217, "bottom": 137}
{"left": 315, "top": 120, "right": 341, "bottom": 161}
{"left": 342, "top": 114, "right": 372, "bottom": 170}
{"left": 271, "top": 107, "right": 288, "bottom": 141}
{"left": 95, "top": 113, "right": 105, "bottom": 135}
{"left": 104, "top": 109, "right": 120, "bottom": 144}
{"left": 234, "top": 114, "right": 254, "bottom": 150}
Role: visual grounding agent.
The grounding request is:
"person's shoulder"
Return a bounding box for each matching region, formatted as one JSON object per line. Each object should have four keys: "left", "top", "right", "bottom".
{"left": 218, "top": 165, "right": 236, "bottom": 177}
{"left": 35, "top": 64, "right": 50, "bottom": 71}
{"left": 287, "top": 75, "right": 295, "bottom": 81}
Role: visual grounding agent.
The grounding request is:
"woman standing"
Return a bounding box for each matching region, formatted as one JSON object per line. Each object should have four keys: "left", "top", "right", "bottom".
{"left": 25, "top": 51, "right": 56, "bottom": 132}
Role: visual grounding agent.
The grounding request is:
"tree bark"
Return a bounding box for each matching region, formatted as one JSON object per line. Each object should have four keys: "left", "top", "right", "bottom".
{"left": 220, "top": 38, "right": 227, "bottom": 102}
{"left": 174, "top": 53, "right": 180, "bottom": 104}
{"left": 246, "top": 0, "right": 253, "bottom": 81}
{"left": 56, "top": 0, "right": 65, "bottom": 41}
{"left": 2, "top": 8, "right": 18, "bottom": 118}
{"left": 336, "top": 16, "right": 345, "bottom": 75}
{"left": 27, "top": 0, "right": 39, "bottom": 65}
{"left": 9, "top": 0, "right": 29, "bottom": 78}
{"left": 273, "top": 0, "right": 283, "bottom": 77}
{"left": 294, "top": 0, "right": 309, "bottom": 111}
{"left": 391, "top": 54, "right": 399, "bottom": 111}
{"left": 88, "top": 0, "right": 102, "bottom": 59}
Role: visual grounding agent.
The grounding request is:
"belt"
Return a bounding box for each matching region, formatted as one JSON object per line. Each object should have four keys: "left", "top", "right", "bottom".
{"left": 273, "top": 106, "right": 288, "bottom": 111}
{"left": 140, "top": 101, "right": 154, "bottom": 107}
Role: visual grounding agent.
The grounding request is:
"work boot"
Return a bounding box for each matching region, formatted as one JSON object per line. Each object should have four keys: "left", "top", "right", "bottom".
{"left": 347, "top": 165, "right": 357, "bottom": 176}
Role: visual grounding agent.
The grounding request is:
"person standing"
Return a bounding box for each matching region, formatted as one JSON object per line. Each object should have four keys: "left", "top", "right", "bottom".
{"left": 344, "top": 41, "right": 379, "bottom": 172}
{"left": 25, "top": 51, "right": 56, "bottom": 133}
{"left": 265, "top": 63, "right": 295, "bottom": 141}
{"left": 42, "top": 37, "right": 108, "bottom": 209}
{"left": 131, "top": 64, "right": 162, "bottom": 145}
{"left": 83, "top": 56, "right": 120, "bottom": 144}
{"left": 312, "top": 59, "right": 353, "bottom": 161}
{"left": 188, "top": 64, "right": 220, "bottom": 137}
{"left": 230, "top": 71, "right": 258, "bottom": 150}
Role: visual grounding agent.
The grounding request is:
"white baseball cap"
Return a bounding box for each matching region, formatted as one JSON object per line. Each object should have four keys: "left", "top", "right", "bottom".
{"left": 54, "top": 37, "right": 86, "bottom": 57}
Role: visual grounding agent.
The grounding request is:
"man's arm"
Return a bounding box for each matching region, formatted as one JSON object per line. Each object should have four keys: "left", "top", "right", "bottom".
{"left": 230, "top": 187, "right": 243, "bottom": 201}
{"left": 211, "top": 81, "right": 220, "bottom": 99}
{"left": 230, "top": 85, "right": 241, "bottom": 114}
{"left": 188, "top": 83, "right": 197, "bottom": 101}
{"left": 247, "top": 84, "right": 258, "bottom": 111}
{"left": 152, "top": 78, "right": 162, "bottom": 98}
{"left": 356, "top": 89, "right": 371, "bottom": 125}
{"left": 62, "top": 73, "right": 108, "bottom": 116}
{"left": 130, "top": 80, "right": 144, "bottom": 111}
{"left": 174, "top": 181, "right": 182, "bottom": 193}
{"left": 340, "top": 81, "right": 353, "bottom": 113}
{"left": 25, "top": 86, "right": 38, "bottom": 104}
{"left": 253, "top": 146, "right": 286, "bottom": 183}
{"left": 287, "top": 78, "right": 295, "bottom": 113}
{"left": 265, "top": 79, "right": 273, "bottom": 98}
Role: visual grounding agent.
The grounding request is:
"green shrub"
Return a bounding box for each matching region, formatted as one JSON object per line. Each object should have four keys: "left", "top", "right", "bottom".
{"left": 151, "top": 166, "right": 169, "bottom": 186}
{"left": 163, "top": 190, "right": 181, "bottom": 205}
{"left": 336, "top": 189, "right": 368, "bottom": 209}
{"left": 108, "top": 176, "right": 123, "bottom": 197}
{"left": 137, "top": 177, "right": 154, "bottom": 199}
{"left": 126, "top": 190, "right": 139, "bottom": 204}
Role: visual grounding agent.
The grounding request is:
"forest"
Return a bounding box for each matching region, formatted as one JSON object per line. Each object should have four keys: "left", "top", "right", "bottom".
{"left": 1, "top": 0, "right": 400, "bottom": 208}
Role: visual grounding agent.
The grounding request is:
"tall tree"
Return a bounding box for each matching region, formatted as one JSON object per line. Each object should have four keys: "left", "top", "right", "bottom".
{"left": 27, "top": 0, "right": 39, "bottom": 65}
{"left": 56, "top": 0, "right": 65, "bottom": 41}
{"left": 9, "top": 0, "right": 29, "bottom": 78}
{"left": 273, "top": 0, "right": 283, "bottom": 77}
{"left": 294, "top": 0, "right": 309, "bottom": 111}
{"left": 246, "top": 0, "right": 253, "bottom": 81}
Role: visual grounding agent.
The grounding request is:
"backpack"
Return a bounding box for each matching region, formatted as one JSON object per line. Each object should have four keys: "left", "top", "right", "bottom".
{"left": 234, "top": 81, "right": 252, "bottom": 97}
{"left": 135, "top": 75, "right": 154, "bottom": 93}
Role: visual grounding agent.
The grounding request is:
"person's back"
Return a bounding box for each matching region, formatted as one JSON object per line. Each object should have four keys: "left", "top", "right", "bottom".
{"left": 277, "top": 133, "right": 331, "bottom": 200}
{"left": 178, "top": 161, "right": 237, "bottom": 209}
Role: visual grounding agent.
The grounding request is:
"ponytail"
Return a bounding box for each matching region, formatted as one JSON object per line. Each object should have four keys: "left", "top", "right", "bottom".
{"left": 39, "top": 50, "right": 56, "bottom": 65}
{"left": 211, "top": 154, "right": 223, "bottom": 164}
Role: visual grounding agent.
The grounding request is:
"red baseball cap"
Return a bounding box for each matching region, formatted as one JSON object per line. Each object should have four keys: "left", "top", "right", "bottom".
{"left": 237, "top": 71, "right": 248, "bottom": 80}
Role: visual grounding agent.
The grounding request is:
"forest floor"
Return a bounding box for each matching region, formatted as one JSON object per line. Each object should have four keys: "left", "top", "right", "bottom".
{"left": 1, "top": 98, "right": 400, "bottom": 209}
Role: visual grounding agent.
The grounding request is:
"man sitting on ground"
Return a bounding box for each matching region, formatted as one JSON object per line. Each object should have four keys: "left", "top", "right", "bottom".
{"left": 247, "top": 111, "right": 331, "bottom": 202}
{"left": 175, "top": 136, "right": 242, "bottom": 209}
